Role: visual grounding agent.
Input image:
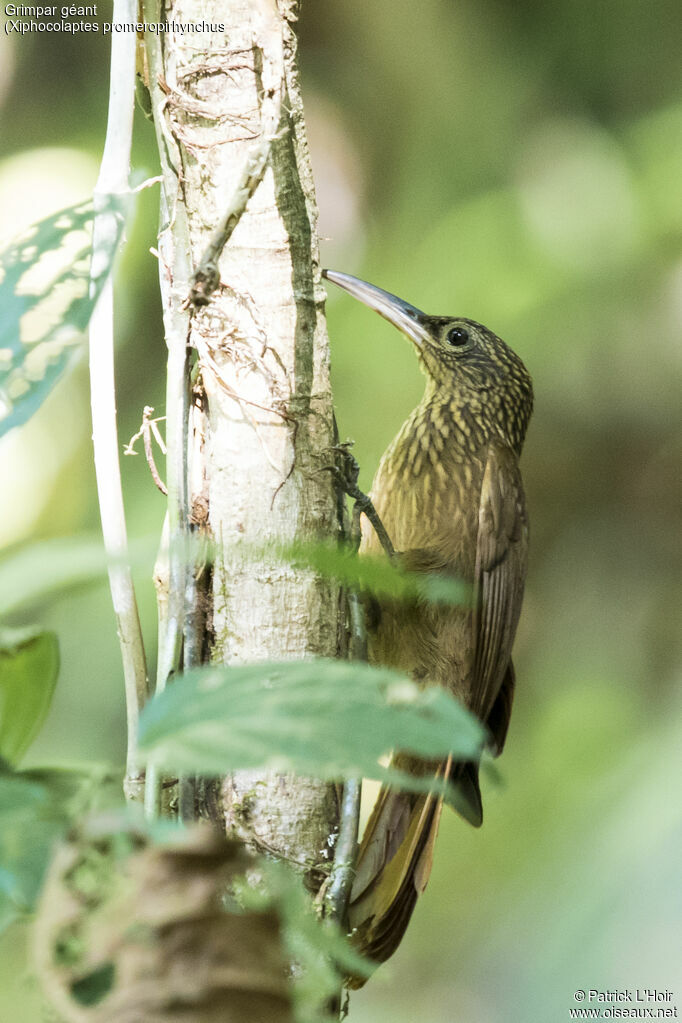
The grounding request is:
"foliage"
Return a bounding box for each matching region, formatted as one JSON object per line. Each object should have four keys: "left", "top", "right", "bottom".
{"left": 234, "top": 859, "right": 371, "bottom": 1022}
{"left": 0, "top": 759, "right": 117, "bottom": 933}
{"left": 0, "top": 534, "right": 468, "bottom": 620}
{"left": 0, "top": 623, "right": 65, "bottom": 931}
{"left": 0, "top": 535, "right": 119, "bottom": 617}
{"left": 138, "top": 658, "right": 485, "bottom": 806}
{"left": 31, "top": 811, "right": 368, "bottom": 1023}
{"left": 0, "top": 198, "right": 126, "bottom": 437}
{"left": 280, "top": 540, "right": 472, "bottom": 606}
{"left": 2, "top": 0, "right": 682, "bottom": 1018}
{"left": 0, "top": 627, "right": 59, "bottom": 764}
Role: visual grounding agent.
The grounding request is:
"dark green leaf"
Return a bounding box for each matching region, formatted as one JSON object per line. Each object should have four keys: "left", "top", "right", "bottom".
{"left": 70, "top": 962, "right": 116, "bottom": 1006}
{"left": 0, "top": 196, "right": 127, "bottom": 437}
{"left": 0, "top": 627, "right": 59, "bottom": 764}
{"left": 138, "top": 659, "right": 485, "bottom": 800}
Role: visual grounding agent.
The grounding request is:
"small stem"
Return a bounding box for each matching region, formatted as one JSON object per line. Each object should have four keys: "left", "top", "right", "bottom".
{"left": 178, "top": 386, "right": 209, "bottom": 823}
{"left": 324, "top": 589, "right": 366, "bottom": 923}
{"left": 89, "top": 0, "right": 149, "bottom": 802}
{"left": 325, "top": 481, "right": 373, "bottom": 925}
{"left": 188, "top": 139, "right": 277, "bottom": 307}
{"left": 324, "top": 778, "right": 361, "bottom": 927}
{"left": 143, "top": 0, "right": 195, "bottom": 818}
{"left": 143, "top": 761, "right": 161, "bottom": 820}
{"left": 187, "top": 0, "right": 283, "bottom": 308}
{"left": 348, "top": 591, "right": 368, "bottom": 663}
{"left": 142, "top": 406, "right": 168, "bottom": 495}
{"left": 178, "top": 777, "right": 197, "bottom": 823}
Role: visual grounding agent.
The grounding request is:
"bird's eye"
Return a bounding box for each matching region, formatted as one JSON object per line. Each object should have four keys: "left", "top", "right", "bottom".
{"left": 445, "top": 326, "right": 470, "bottom": 347}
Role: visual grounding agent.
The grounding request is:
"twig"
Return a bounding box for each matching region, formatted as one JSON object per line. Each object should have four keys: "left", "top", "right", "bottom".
{"left": 142, "top": 408, "right": 168, "bottom": 495}
{"left": 324, "top": 583, "right": 367, "bottom": 929}
{"left": 347, "top": 591, "right": 368, "bottom": 662}
{"left": 324, "top": 451, "right": 381, "bottom": 928}
{"left": 179, "top": 384, "right": 209, "bottom": 824}
{"left": 124, "top": 406, "right": 168, "bottom": 495}
{"left": 186, "top": 0, "right": 284, "bottom": 308}
{"left": 143, "top": 0, "right": 194, "bottom": 820}
{"left": 187, "top": 138, "right": 278, "bottom": 307}
{"left": 324, "top": 779, "right": 361, "bottom": 929}
{"left": 89, "top": 0, "right": 149, "bottom": 805}
{"left": 149, "top": 416, "right": 167, "bottom": 452}
{"left": 123, "top": 407, "right": 167, "bottom": 456}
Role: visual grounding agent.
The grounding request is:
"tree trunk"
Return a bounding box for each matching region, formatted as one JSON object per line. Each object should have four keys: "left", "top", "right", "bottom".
{"left": 147, "top": 0, "right": 341, "bottom": 885}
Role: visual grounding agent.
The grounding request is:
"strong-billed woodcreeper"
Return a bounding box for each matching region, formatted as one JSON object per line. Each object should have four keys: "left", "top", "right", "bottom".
{"left": 323, "top": 270, "right": 533, "bottom": 982}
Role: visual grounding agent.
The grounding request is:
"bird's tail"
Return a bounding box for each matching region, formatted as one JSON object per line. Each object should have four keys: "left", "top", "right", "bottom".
{"left": 346, "top": 757, "right": 482, "bottom": 987}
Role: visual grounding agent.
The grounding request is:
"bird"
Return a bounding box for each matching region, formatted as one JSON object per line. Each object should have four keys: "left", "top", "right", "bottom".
{"left": 322, "top": 269, "right": 533, "bottom": 984}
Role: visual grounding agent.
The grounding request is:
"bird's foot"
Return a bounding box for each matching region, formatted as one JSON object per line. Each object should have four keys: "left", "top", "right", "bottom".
{"left": 324, "top": 443, "right": 395, "bottom": 559}
{"left": 326, "top": 442, "right": 362, "bottom": 500}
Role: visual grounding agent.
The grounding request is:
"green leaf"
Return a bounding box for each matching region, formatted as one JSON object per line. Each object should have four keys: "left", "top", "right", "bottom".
{"left": 0, "top": 890, "right": 21, "bottom": 931}
{"left": 235, "top": 860, "right": 371, "bottom": 1022}
{"left": 0, "top": 532, "right": 187, "bottom": 618}
{"left": 280, "top": 540, "right": 472, "bottom": 607}
{"left": 0, "top": 196, "right": 127, "bottom": 437}
{"left": 0, "top": 770, "right": 50, "bottom": 825}
{"left": 138, "top": 659, "right": 485, "bottom": 800}
{"left": 0, "top": 533, "right": 162, "bottom": 617}
{"left": 0, "top": 760, "right": 119, "bottom": 934}
{"left": 0, "top": 628, "right": 59, "bottom": 764}
{"left": 0, "top": 536, "right": 109, "bottom": 617}
{"left": 0, "top": 534, "right": 467, "bottom": 622}
{"left": 70, "top": 962, "right": 116, "bottom": 1007}
{"left": 0, "top": 770, "right": 58, "bottom": 921}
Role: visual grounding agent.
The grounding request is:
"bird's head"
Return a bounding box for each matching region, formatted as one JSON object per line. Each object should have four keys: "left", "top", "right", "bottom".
{"left": 323, "top": 270, "right": 533, "bottom": 452}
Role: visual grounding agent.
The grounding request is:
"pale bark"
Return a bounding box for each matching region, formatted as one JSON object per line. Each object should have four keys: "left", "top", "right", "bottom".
{"left": 149, "top": 0, "right": 341, "bottom": 880}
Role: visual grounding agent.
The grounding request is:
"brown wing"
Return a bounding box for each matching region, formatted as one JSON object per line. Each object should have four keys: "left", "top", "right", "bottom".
{"left": 471, "top": 443, "right": 528, "bottom": 729}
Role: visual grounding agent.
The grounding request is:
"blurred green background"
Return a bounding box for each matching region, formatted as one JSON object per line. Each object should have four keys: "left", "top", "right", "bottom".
{"left": 1, "top": 1, "right": 681, "bottom": 1020}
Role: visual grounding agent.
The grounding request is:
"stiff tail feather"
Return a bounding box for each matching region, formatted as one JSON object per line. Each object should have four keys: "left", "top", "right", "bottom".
{"left": 346, "top": 757, "right": 482, "bottom": 987}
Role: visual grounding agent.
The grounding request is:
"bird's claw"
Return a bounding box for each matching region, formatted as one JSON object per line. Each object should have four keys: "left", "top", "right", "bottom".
{"left": 322, "top": 443, "right": 396, "bottom": 560}
{"left": 327, "top": 442, "right": 361, "bottom": 494}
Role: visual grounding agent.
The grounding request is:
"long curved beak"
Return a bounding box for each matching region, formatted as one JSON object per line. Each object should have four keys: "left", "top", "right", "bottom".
{"left": 323, "top": 269, "right": 430, "bottom": 347}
